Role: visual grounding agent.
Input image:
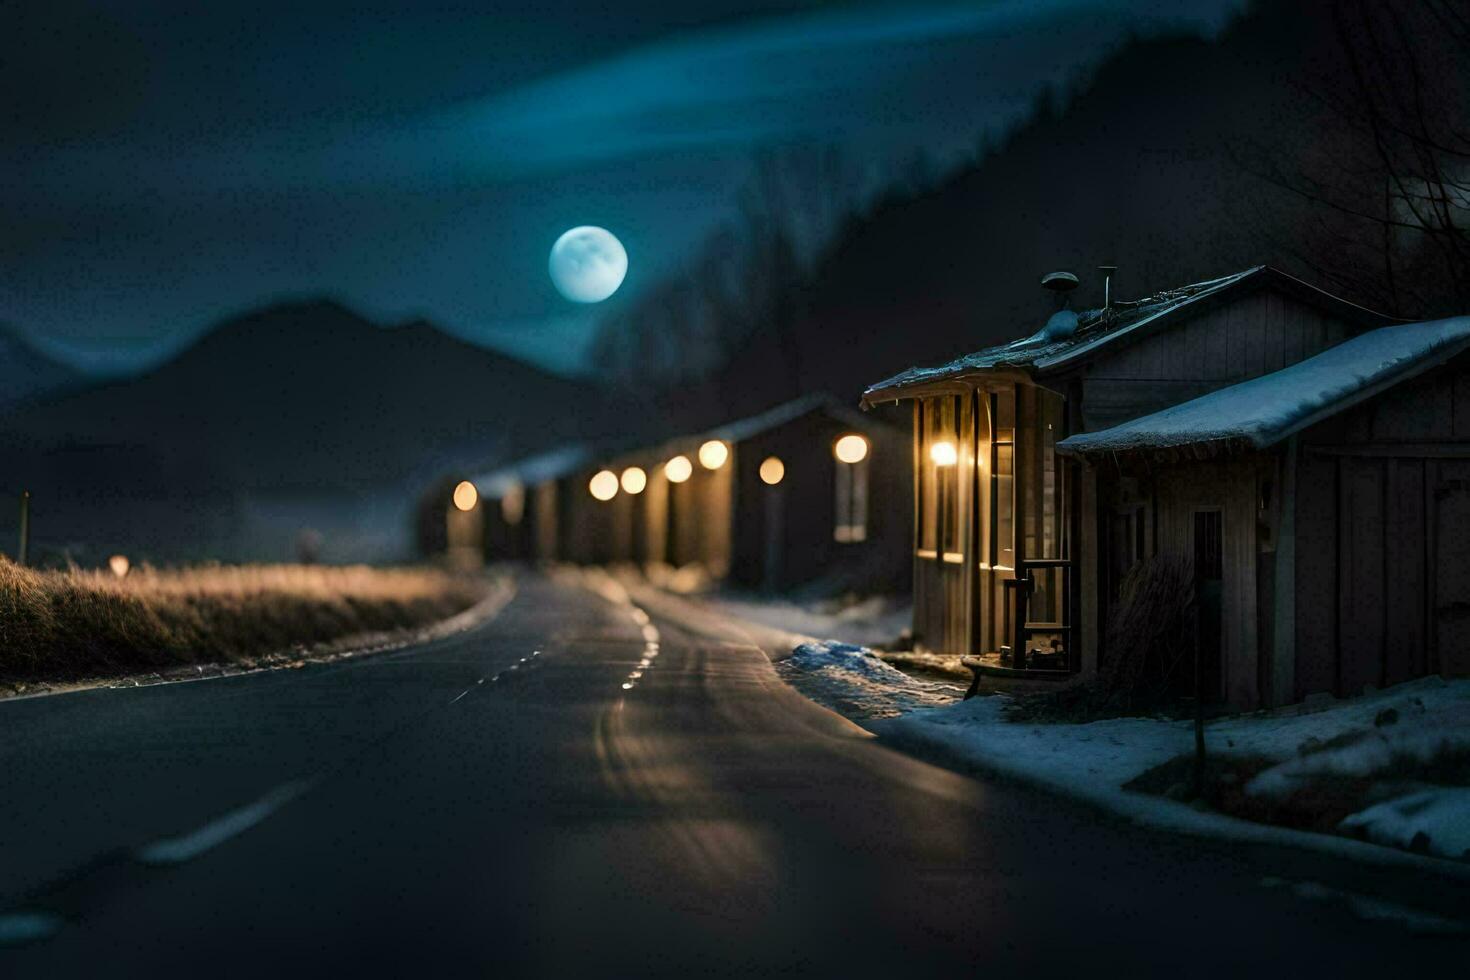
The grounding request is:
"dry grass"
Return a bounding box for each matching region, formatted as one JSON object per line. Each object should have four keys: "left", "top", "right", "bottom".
{"left": 0, "top": 560, "right": 489, "bottom": 686}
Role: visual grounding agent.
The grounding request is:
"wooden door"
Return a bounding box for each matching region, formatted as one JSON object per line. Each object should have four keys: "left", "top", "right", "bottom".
{"left": 1433, "top": 460, "right": 1470, "bottom": 676}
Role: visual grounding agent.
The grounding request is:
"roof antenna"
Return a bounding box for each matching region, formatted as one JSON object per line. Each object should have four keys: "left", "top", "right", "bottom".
{"left": 1099, "top": 265, "right": 1118, "bottom": 309}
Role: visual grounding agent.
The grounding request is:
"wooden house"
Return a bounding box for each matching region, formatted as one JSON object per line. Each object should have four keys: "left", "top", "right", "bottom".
{"left": 416, "top": 445, "right": 590, "bottom": 564}
{"left": 579, "top": 395, "right": 912, "bottom": 593}
{"left": 862, "top": 265, "right": 1470, "bottom": 708}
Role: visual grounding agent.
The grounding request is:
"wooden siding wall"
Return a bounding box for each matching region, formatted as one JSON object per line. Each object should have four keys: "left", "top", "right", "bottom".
{"left": 913, "top": 394, "right": 974, "bottom": 655}
{"left": 725, "top": 414, "right": 911, "bottom": 592}
{"left": 1294, "top": 357, "right": 1470, "bottom": 697}
{"left": 533, "top": 481, "right": 558, "bottom": 561}
{"left": 1080, "top": 290, "right": 1357, "bottom": 431}
{"left": 1148, "top": 459, "right": 1262, "bottom": 708}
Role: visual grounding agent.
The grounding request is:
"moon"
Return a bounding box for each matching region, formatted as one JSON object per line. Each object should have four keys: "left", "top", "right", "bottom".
{"left": 548, "top": 226, "right": 628, "bottom": 303}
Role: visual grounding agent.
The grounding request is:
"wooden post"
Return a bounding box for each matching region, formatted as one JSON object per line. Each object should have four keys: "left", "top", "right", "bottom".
{"left": 762, "top": 485, "right": 785, "bottom": 593}
{"left": 17, "top": 490, "right": 30, "bottom": 567}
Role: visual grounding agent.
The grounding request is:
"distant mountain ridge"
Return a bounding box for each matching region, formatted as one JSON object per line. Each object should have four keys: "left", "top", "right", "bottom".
{"left": 0, "top": 300, "right": 609, "bottom": 561}
{"left": 0, "top": 323, "right": 83, "bottom": 407}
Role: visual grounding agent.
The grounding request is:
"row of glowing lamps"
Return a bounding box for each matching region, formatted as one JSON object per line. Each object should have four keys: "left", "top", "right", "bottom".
{"left": 586, "top": 433, "right": 868, "bottom": 502}
{"left": 449, "top": 433, "right": 920, "bottom": 513}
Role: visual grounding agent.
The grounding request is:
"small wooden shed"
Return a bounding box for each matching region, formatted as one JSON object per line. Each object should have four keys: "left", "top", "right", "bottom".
{"left": 859, "top": 265, "right": 1466, "bottom": 708}
{"left": 1061, "top": 316, "right": 1470, "bottom": 705}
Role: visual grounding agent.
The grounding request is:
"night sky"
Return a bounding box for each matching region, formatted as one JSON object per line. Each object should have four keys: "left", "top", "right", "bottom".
{"left": 3, "top": 0, "right": 1244, "bottom": 376}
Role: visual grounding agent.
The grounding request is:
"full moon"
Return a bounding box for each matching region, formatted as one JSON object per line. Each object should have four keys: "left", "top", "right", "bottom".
{"left": 548, "top": 226, "right": 628, "bottom": 303}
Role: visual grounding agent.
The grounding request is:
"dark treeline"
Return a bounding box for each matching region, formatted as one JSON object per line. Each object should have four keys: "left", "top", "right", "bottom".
{"left": 592, "top": 0, "right": 1470, "bottom": 429}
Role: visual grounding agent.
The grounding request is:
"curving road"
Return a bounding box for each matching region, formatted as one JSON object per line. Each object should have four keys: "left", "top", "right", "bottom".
{"left": 1, "top": 571, "right": 1466, "bottom": 976}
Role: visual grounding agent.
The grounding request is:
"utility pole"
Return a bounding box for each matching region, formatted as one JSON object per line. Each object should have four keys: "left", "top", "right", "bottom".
{"left": 17, "top": 490, "right": 30, "bottom": 566}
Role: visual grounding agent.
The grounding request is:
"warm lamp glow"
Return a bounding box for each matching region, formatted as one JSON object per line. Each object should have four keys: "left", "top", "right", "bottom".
{"left": 620, "top": 467, "right": 647, "bottom": 494}
{"left": 759, "top": 456, "right": 785, "bottom": 485}
{"left": 108, "top": 554, "right": 130, "bottom": 579}
{"left": 834, "top": 433, "right": 869, "bottom": 464}
{"left": 589, "top": 470, "right": 619, "bottom": 501}
{"left": 664, "top": 455, "right": 693, "bottom": 483}
{"left": 698, "top": 440, "right": 729, "bottom": 470}
{"left": 930, "top": 441, "right": 958, "bottom": 466}
{"left": 452, "top": 480, "right": 479, "bottom": 511}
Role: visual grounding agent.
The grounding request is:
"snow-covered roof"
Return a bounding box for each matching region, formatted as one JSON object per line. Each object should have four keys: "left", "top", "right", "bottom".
{"left": 706, "top": 393, "right": 878, "bottom": 445}
{"left": 470, "top": 444, "right": 592, "bottom": 497}
{"left": 862, "top": 266, "right": 1391, "bottom": 402}
{"left": 1057, "top": 316, "right": 1470, "bottom": 457}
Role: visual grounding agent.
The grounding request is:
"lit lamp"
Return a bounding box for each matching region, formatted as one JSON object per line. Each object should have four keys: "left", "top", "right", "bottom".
{"left": 698, "top": 440, "right": 729, "bottom": 470}
{"left": 664, "top": 455, "right": 693, "bottom": 483}
{"left": 930, "top": 440, "right": 958, "bottom": 466}
{"left": 759, "top": 456, "right": 785, "bottom": 485}
{"left": 589, "top": 470, "right": 619, "bottom": 501}
{"left": 620, "top": 467, "right": 647, "bottom": 494}
{"left": 108, "top": 554, "right": 130, "bottom": 579}
{"left": 452, "top": 480, "right": 479, "bottom": 511}
{"left": 833, "top": 434, "right": 868, "bottom": 464}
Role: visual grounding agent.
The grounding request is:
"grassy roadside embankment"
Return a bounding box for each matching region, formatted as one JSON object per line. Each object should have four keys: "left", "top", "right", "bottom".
{"left": 0, "top": 559, "right": 491, "bottom": 692}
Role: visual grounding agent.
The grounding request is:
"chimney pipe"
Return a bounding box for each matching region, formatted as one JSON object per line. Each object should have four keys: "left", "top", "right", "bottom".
{"left": 1099, "top": 265, "right": 1118, "bottom": 309}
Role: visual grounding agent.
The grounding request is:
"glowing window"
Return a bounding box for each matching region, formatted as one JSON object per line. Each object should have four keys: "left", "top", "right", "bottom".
{"left": 620, "top": 467, "right": 647, "bottom": 494}
{"left": 698, "top": 440, "right": 729, "bottom": 470}
{"left": 589, "top": 470, "right": 618, "bottom": 501}
{"left": 452, "top": 480, "right": 478, "bottom": 512}
{"left": 759, "top": 457, "right": 785, "bottom": 485}
{"left": 833, "top": 434, "right": 869, "bottom": 464}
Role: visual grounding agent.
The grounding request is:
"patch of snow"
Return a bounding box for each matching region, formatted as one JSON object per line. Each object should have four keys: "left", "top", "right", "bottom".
{"left": 1059, "top": 315, "right": 1470, "bottom": 454}
{"left": 866, "top": 673, "right": 1470, "bottom": 876}
{"left": 700, "top": 594, "right": 911, "bottom": 649}
{"left": 1244, "top": 702, "right": 1470, "bottom": 799}
{"left": 1042, "top": 308, "right": 1079, "bottom": 340}
{"left": 1340, "top": 788, "right": 1470, "bottom": 862}
{"left": 778, "top": 641, "right": 961, "bottom": 719}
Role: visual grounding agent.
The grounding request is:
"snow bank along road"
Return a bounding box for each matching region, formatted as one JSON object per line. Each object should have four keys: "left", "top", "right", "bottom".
{"left": 1, "top": 572, "right": 1465, "bottom": 976}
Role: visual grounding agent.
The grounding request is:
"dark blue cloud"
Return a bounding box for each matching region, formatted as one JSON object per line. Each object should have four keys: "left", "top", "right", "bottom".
{"left": 2, "top": 1, "right": 1245, "bottom": 375}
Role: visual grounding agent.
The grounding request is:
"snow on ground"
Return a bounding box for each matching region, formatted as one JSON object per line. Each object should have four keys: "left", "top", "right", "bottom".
{"left": 1239, "top": 694, "right": 1470, "bottom": 800}
{"left": 778, "top": 638, "right": 1470, "bottom": 871}
{"left": 698, "top": 594, "right": 912, "bottom": 649}
{"left": 1340, "top": 789, "right": 1470, "bottom": 860}
{"left": 777, "top": 641, "right": 962, "bottom": 720}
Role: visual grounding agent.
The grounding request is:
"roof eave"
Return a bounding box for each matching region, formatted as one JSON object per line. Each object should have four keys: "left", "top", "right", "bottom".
{"left": 861, "top": 366, "right": 1037, "bottom": 407}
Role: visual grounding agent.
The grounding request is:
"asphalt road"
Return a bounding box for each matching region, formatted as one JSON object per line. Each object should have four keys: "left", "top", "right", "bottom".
{"left": 1, "top": 571, "right": 1465, "bottom": 977}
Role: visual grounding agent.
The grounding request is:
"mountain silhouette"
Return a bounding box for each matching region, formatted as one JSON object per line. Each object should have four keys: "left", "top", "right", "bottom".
{"left": 0, "top": 300, "right": 603, "bottom": 561}
{"left": 0, "top": 323, "right": 82, "bottom": 408}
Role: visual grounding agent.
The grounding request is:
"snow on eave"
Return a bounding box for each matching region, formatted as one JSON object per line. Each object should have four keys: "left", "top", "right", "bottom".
{"left": 861, "top": 267, "right": 1400, "bottom": 403}
{"left": 861, "top": 267, "right": 1269, "bottom": 400}
{"left": 706, "top": 392, "right": 882, "bottom": 444}
{"left": 471, "top": 444, "right": 593, "bottom": 497}
{"left": 1057, "top": 316, "right": 1470, "bottom": 458}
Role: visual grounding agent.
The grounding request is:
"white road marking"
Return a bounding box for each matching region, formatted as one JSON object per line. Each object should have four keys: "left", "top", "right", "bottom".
{"left": 135, "top": 779, "right": 314, "bottom": 866}
{"left": 449, "top": 689, "right": 471, "bottom": 705}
